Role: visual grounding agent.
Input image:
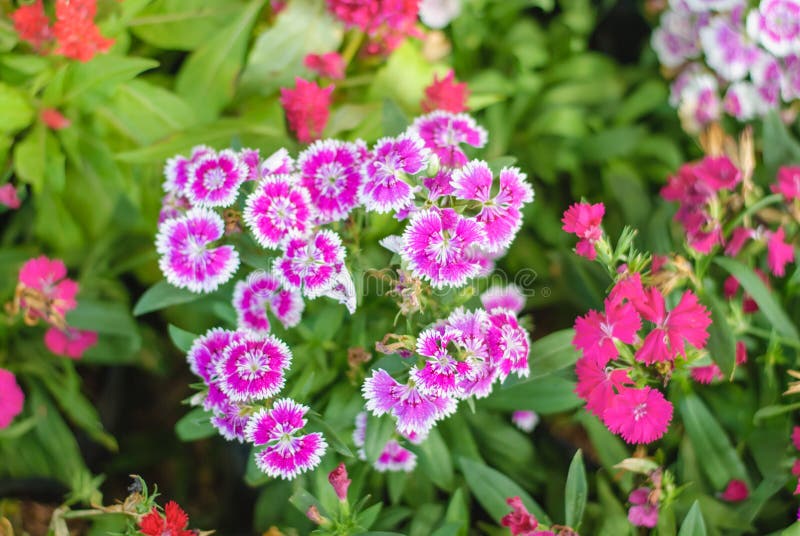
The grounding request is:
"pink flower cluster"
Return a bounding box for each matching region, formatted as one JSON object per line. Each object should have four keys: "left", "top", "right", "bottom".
{"left": 324, "top": 0, "right": 421, "bottom": 55}
{"left": 572, "top": 267, "right": 711, "bottom": 444}
{"left": 652, "top": 0, "right": 800, "bottom": 130}
{"left": 662, "top": 157, "right": 797, "bottom": 276}
{"left": 501, "top": 496, "right": 554, "bottom": 535}
{"left": 15, "top": 256, "right": 97, "bottom": 359}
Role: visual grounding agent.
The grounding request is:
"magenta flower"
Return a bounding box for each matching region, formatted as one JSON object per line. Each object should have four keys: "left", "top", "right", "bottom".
{"left": 721, "top": 479, "right": 749, "bottom": 502}
{"left": 239, "top": 148, "right": 261, "bottom": 181}
{"left": 0, "top": 369, "right": 24, "bottom": 429}
{"left": 422, "top": 169, "right": 455, "bottom": 199}
{"left": 155, "top": 207, "right": 240, "bottom": 293}
{"left": 746, "top": 0, "right": 800, "bottom": 57}
{"left": 280, "top": 78, "right": 333, "bottom": 144}
{"left": 163, "top": 145, "right": 213, "bottom": 195}
{"left": 44, "top": 327, "right": 97, "bottom": 359}
{"left": 0, "top": 183, "right": 20, "bottom": 209}
{"left": 328, "top": 463, "right": 351, "bottom": 501}
{"left": 725, "top": 227, "right": 755, "bottom": 257}
{"left": 274, "top": 229, "right": 346, "bottom": 298}
{"left": 158, "top": 191, "right": 192, "bottom": 224}
{"left": 575, "top": 357, "right": 633, "bottom": 418}
{"left": 603, "top": 386, "right": 673, "bottom": 444}
{"left": 186, "top": 328, "right": 239, "bottom": 384}
{"left": 414, "top": 327, "right": 470, "bottom": 397}
{"left": 245, "top": 399, "right": 327, "bottom": 479}
{"left": 501, "top": 496, "right": 539, "bottom": 535}
{"left": 481, "top": 285, "right": 526, "bottom": 315}
{"left": 627, "top": 488, "right": 659, "bottom": 528}
{"left": 691, "top": 363, "right": 724, "bottom": 384}
{"left": 233, "top": 271, "right": 304, "bottom": 335}
{"left": 304, "top": 52, "right": 345, "bottom": 79}
{"left": 18, "top": 256, "right": 78, "bottom": 318}
{"left": 634, "top": 288, "right": 711, "bottom": 364}
{"left": 374, "top": 439, "right": 418, "bottom": 472}
{"left": 210, "top": 399, "right": 250, "bottom": 442}
{"left": 773, "top": 165, "right": 800, "bottom": 201}
{"left": 243, "top": 175, "right": 315, "bottom": 249}
{"left": 767, "top": 226, "right": 795, "bottom": 276}
{"left": 486, "top": 309, "right": 530, "bottom": 380}
{"left": 298, "top": 140, "right": 364, "bottom": 223}
{"left": 185, "top": 149, "right": 247, "bottom": 207}
{"left": 562, "top": 202, "right": 605, "bottom": 260}
{"left": 573, "top": 297, "right": 641, "bottom": 367}
{"left": 401, "top": 207, "right": 487, "bottom": 289}
{"left": 409, "top": 111, "right": 487, "bottom": 168}
{"left": 360, "top": 135, "right": 428, "bottom": 214}
{"left": 512, "top": 410, "right": 539, "bottom": 432}
{"left": 216, "top": 334, "right": 292, "bottom": 402}
{"left": 261, "top": 148, "right": 295, "bottom": 177}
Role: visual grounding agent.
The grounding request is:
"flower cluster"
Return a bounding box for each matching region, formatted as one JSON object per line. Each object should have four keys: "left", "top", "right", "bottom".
{"left": 12, "top": 0, "right": 114, "bottom": 62}
{"left": 651, "top": 0, "right": 800, "bottom": 131}
{"left": 324, "top": 0, "right": 421, "bottom": 55}
{"left": 567, "top": 204, "right": 713, "bottom": 444}
{"left": 9, "top": 256, "right": 97, "bottom": 359}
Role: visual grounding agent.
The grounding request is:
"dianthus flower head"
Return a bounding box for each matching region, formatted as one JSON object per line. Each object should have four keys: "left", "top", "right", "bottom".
{"left": 767, "top": 226, "right": 795, "bottom": 277}
{"left": 0, "top": 184, "right": 21, "bottom": 210}
{"left": 374, "top": 439, "right": 418, "bottom": 472}
{"left": 0, "top": 369, "right": 25, "bottom": 429}
{"left": 650, "top": 9, "right": 701, "bottom": 69}
{"left": 562, "top": 202, "right": 605, "bottom": 260}
{"left": 725, "top": 227, "right": 755, "bottom": 257}
{"left": 298, "top": 139, "right": 364, "bottom": 223}
{"left": 280, "top": 78, "right": 333, "bottom": 144}
{"left": 245, "top": 399, "right": 327, "bottom": 479}
{"left": 574, "top": 357, "right": 633, "bottom": 418}
{"left": 421, "top": 70, "right": 469, "bottom": 113}
{"left": 155, "top": 207, "right": 240, "bottom": 294}
{"left": 209, "top": 399, "right": 250, "bottom": 442}
{"left": 409, "top": 111, "right": 487, "bottom": 168}
{"left": 274, "top": 229, "right": 346, "bottom": 298}
{"left": 773, "top": 165, "right": 800, "bottom": 201}
{"left": 360, "top": 135, "right": 429, "bottom": 214}
{"left": 413, "top": 327, "right": 470, "bottom": 397}
{"left": 699, "top": 18, "right": 759, "bottom": 82}
{"left": 243, "top": 175, "right": 315, "bottom": 249}
{"left": 233, "top": 271, "right": 304, "bottom": 335}
{"left": 185, "top": 149, "right": 247, "bottom": 207}
{"left": 139, "top": 501, "right": 193, "bottom": 536}
{"left": 18, "top": 256, "right": 78, "bottom": 320}
{"left": 53, "top": 0, "right": 114, "bottom": 62}
{"left": 186, "top": 328, "right": 239, "bottom": 384}
{"left": 603, "top": 386, "right": 673, "bottom": 444}
{"left": 401, "top": 207, "right": 487, "bottom": 289}
{"left": 501, "top": 496, "right": 538, "bottom": 535}
{"left": 216, "top": 334, "right": 292, "bottom": 402}
{"left": 721, "top": 479, "right": 749, "bottom": 502}
{"left": 627, "top": 487, "right": 659, "bottom": 528}
{"left": 163, "top": 146, "right": 214, "bottom": 196}
{"left": 634, "top": 288, "right": 711, "bottom": 364}
{"left": 690, "top": 363, "right": 724, "bottom": 384}
{"left": 44, "top": 327, "right": 97, "bottom": 359}
{"left": 746, "top": 0, "right": 800, "bottom": 57}
{"left": 304, "top": 52, "right": 345, "bottom": 79}
{"left": 12, "top": 0, "right": 52, "bottom": 51}
{"left": 261, "top": 148, "right": 295, "bottom": 177}
{"left": 481, "top": 284, "right": 526, "bottom": 315}
{"left": 573, "top": 296, "right": 641, "bottom": 367}
{"left": 238, "top": 148, "right": 261, "bottom": 181}
{"left": 692, "top": 156, "right": 742, "bottom": 191}
{"left": 328, "top": 463, "right": 351, "bottom": 501}
{"left": 485, "top": 309, "right": 530, "bottom": 381}
{"left": 512, "top": 410, "right": 539, "bottom": 433}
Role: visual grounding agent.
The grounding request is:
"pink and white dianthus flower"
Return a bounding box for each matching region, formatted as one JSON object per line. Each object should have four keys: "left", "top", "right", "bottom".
{"left": 274, "top": 229, "right": 346, "bottom": 298}
{"left": 321, "top": 267, "right": 357, "bottom": 314}
{"left": 481, "top": 284, "right": 526, "bottom": 315}
{"left": 603, "top": 386, "right": 673, "bottom": 444}
{"left": 750, "top": 52, "right": 784, "bottom": 106}
{"left": 360, "top": 135, "right": 429, "bottom": 214}
{"left": 0, "top": 368, "right": 25, "bottom": 429}
{"left": 401, "top": 207, "right": 487, "bottom": 289}
{"left": 185, "top": 149, "right": 247, "bottom": 207}
{"left": 163, "top": 146, "right": 214, "bottom": 195}
{"left": 573, "top": 296, "right": 641, "bottom": 367}
{"left": 574, "top": 357, "right": 633, "bottom": 418}
{"left": 724, "top": 82, "right": 767, "bottom": 120}
{"left": 746, "top": 0, "right": 800, "bottom": 57}
{"left": 414, "top": 326, "right": 471, "bottom": 397}
{"left": 422, "top": 169, "right": 455, "bottom": 199}
{"left": 699, "top": 18, "right": 759, "bottom": 81}
{"left": 18, "top": 256, "right": 78, "bottom": 318}
{"left": 233, "top": 271, "right": 305, "bottom": 335}
{"left": 187, "top": 328, "right": 239, "bottom": 384}
{"left": 485, "top": 309, "right": 531, "bottom": 380}
{"left": 44, "top": 327, "right": 97, "bottom": 359}
{"left": 158, "top": 192, "right": 192, "bottom": 224}
{"left": 375, "top": 439, "right": 418, "bottom": 472}
{"left": 562, "top": 202, "right": 605, "bottom": 260}
{"left": 634, "top": 288, "right": 711, "bottom": 364}
{"left": 216, "top": 334, "right": 292, "bottom": 402}
{"left": 767, "top": 226, "right": 795, "bottom": 276}
{"left": 243, "top": 175, "right": 315, "bottom": 249}
{"left": 245, "top": 399, "right": 327, "bottom": 479}
{"left": 239, "top": 148, "right": 261, "bottom": 182}
{"left": 156, "top": 207, "right": 239, "bottom": 293}
{"left": 512, "top": 410, "right": 539, "bottom": 432}
{"left": 409, "top": 111, "right": 487, "bottom": 168}
{"left": 210, "top": 399, "right": 250, "bottom": 442}
{"left": 651, "top": 9, "right": 702, "bottom": 68}
{"left": 298, "top": 140, "right": 364, "bottom": 223}
{"left": 773, "top": 165, "right": 800, "bottom": 201}
{"left": 260, "top": 148, "right": 295, "bottom": 177}
{"left": 628, "top": 487, "right": 659, "bottom": 528}
{"left": 677, "top": 72, "right": 721, "bottom": 134}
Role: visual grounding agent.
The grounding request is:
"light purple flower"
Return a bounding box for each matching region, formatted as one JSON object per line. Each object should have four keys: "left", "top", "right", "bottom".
{"left": 360, "top": 135, "right": 429, "bottom": 214}
{"left": 233, "top": 271, "right": 305, "bottom": 335}
{"left": 245, "top": 399, "right": 327, "bottom": 480}
{"left": 298, "top": 140, "right": 364, "bottom": 223}
{"left": 187, "top": 328, "right": 239, "bottom": 383}
{"left": 163, "top": 145, "right": 213, "bottom": 195}
{"left": 723, "top": 81, "right": 767, "bottom": 119}
{"left": 409, "top": 111, "right": 487, "bottom": 168}
{"left": 481, "top": 284, "right": 526, "bottom": 315}
{"left": 216, "top": 334, "right": 292, "bottom": 402}
{"left": 274, "top": 229, "right": 346, "bottom": 298}
{"left": 401, "top": 207, "right": 487, "bottom": 288}
{"left": 699, "top": 18, "right": 759, "bottom": 81}
{"left": 628, "top": 487, "right": 659, "bottom": 528}
{"left": 155, "top": 207, "right": 239, "bottom": 293}
{"left": 210, "top": 399, "right": 250, "bottom": 442}
{"left": 243, "top": 175, "right": 315, "bottom": 249}
{"left": 747, "top": 0, "right": 800, "bottom": 57}
{"left": 651, "top": 10, "right": 703, "bottom": 68}
{"left": 186, "top": 149, "right": 247, "bottom": 207}
{"left": 374, "top": 439, "right": 417, "bottom": 472}
{"left": 486, "top": 309, "right": 530, "bottom": 380}
{"left": 261, "top": 148, "right": 295, "bottom": 177}
{"left": 782, "top": 54, "right": 800, "bottom": 100}
{"left": 512, "top": 410, "right": 539, "bottom": 432}
{"left": 750, "top": 52, "right": 784, "bottom": 105}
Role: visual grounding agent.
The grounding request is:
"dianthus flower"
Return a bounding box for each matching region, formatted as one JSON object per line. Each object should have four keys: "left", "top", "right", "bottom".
{"left": 627, "top": 488, "right": 659, "bottom": 528}
{"left": 298, "top": 140, "right": 364, "bottom": 223}
{"left": 413, "top": 327, "right": 470, "bottom": 397}
{"left": 481, "top": 284, "right": 526, "bottom": 315}
{"left": 409, "top": 111, "right": 487, "bottom": 168}
{"left": 44, "top": 327, "right": 97, "bottom": 359}
{"left": 401, "top": 207, "right": 486, "bottom": 288}
{"left": 186, "top": 328, "right": 239, "bottom": 384}
{"left": 650, "top": 8, "right": 702, "bottom": 69}
{"left": 699, "top": 18, "right": 759, "bottom": 82}
{"left": 12, "top": 0, "right": 52, "bottom": 50}
{"left": 0, "top": 184, "right": 20, "bottom": 210}
{"left": 185, "top": 149, "right": 247, "bottom": 207}
{"left": 163, "top": 146, "right": 214, "bottom": 196}
{"left": 746, "top": 0, "right": 800, "bottom": 57}
{"left": 573, "top": 296, "right": 641, "bottom": 367}
{"left": 485, "top": 309, "right": 530, "bottom": 380}
{"left": 18, "top": 256, "right": 78, "bottom": 320}
{"left": 361, "top": 135, "right": 428, "bottom": 213}
{"left": 216, "top": 334, "right": 292, "bottom": 402}
{"left": 280, "top": 78, "right": 333, "bottom": 143}
{"left": 512, "top": 410, "right": 539, "bottom": 432}
{"left": 634, "top": 288, "right": 711, "bottom": 364}
{"left": 328, "top": 463, "right": 351, "bottom": 501}
{"left": 233, "top": 271, "right": 304, "bottom": 335}
{"left": 260, "top": 148, "right": 295, "bottom": 177}
{"left": 374, "top": 439, "right": 418, "bottom": 472}
{"left": 155, "top": 207, "right": 240, "bottom": 293}
{"left": 41, "top": 108, "right": 71, "bottom": 130}
{"left": 273, "top": 229, "right": 346, "bottom": 298}
{"left": 603, "top": 386, "right": 673, "bottom": 444}
{"left": 690, "top": 363, "right": 724, "bottom": 384}
{"left": 209, "top": 399, "right": 250, "bottom": 442}
{"left": 721, "top": 479, "right": 749, "bottom": 501}
{"left": 725, "top": 227, "right": 755, "bottom": 257}
{"left": 53, "top": 0, "right": 114, "bottom": 62}
{"left": 243, "top": 175, "right": 315, "bottom": 248}
{"left": 773, "top": 165, "right": 800, "bottom": 201}
{"left": 0, "top": 369, "right": 25, "bottom": 429}
{"left": 767, "top": 226, "right": 795, "bottom": 276}
{"left": 501, "top": 496, "right": 539, "bottom": 535}
{"left": 421, "top": 70, "right": 469, "bottom": 113}
{"left": 562, "top": 202, "right": 605, "bottom": 260}
{"left": 574, "top": 357, "right": 633, "bottom": 418}
{"left": 304, "top": 52, "right": 345, "bottom": 79}
{"left": 139, "top": 501, "right": 193, "bottom": 536}
{"left": 245, "top": 399, "right": 327, "bottom": 479}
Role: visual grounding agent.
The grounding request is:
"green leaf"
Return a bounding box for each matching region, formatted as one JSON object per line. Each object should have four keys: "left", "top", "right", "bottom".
{"left": 458, "top": 457, "right": 550, "bottom": 524}
{"left": 168, "top": 324, "right": 197, "bottom": 353}
{"left": 678, "top": 394, "right": 749, "bottom": 489}
{"left": 307, "top": 413, "right": 354, "bottom": 458}
{"left": 565, "top": 449, "right": 587, "bottom": 529}
{"left": 0, "top": 82, "right": 34, "bottom": 133}
{"left": 482, "top": 376, "right": 582, "bottom": 414}
{"left": 175, "top": 0, "right": 265, "bottom": 122}
{"left": 413, "top": 428, "right": 454, "bottom": 491}
{"left": 289, "top": 488, "right": 326, "bottom": 517}
{"left": 677, "top": 501, "right": 707, "bottom": 536}
{"left": 763, "top": 111, "right": 800, "bottom": 178}
{"left": 702, "top": 291, "right": 737, "bottom": 377}
{"left": 63, "top": 56, "right": 159, "bottom": 103}
{"left": 174, "top": 408, "right": 216, "bottom": 441}
{"left": 714, "top": 257, "right": 799, "bottom": 341}
{"left": 13, "top": 123, "right": 64, "bottom": 193}
{"left": 66, "top": 299, "right": 138, "bottom": 337}
{"left": 130, "top": 0, "right": 247, "bottom": 50}
{"left": 364, "top": 413, "right": 395, "bottom": 464}
{"left": 526, "top": 329, "right": 580, "bottom": 381}
{"left": 133, "top": 280, "right": 202, "bottom": 316}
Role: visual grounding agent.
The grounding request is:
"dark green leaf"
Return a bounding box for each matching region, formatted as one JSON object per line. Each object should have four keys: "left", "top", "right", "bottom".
{"left": 364, "top": 413, "right": 395, "bottom": 464}
{"left": 133, "top": 280, "right": 202, "bottom": 316}
{"left": 307, "top": 413, "right": 354, "bottom": 458}
{"left": 565, "top": 449, "right": 587, "bottom": 528}
{"left": 677, "top": 501, "right": 707, "bottom": 536}
{"left": 174, "top": 408, "right": 216, "bottom": 441}
{"left": 413, "top": 428, "right": 454, "bottom": 491}
{"left": 168, "top": 324, "right": 197, "bottom": 353}
{"left": 483, "top": 376, "right": 582, "bottom": 414}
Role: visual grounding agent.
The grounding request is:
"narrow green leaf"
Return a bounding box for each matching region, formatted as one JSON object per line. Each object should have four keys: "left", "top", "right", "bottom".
{"left": 482, "top": 376, "right": 582, "bottom": 414}
{"left": 133, "top": 280, "right": 201, "bottom": 316}
{"left": 702, "top": 291, "right": 737, "bottom": 377}
{"left": 565, "top": 449, "right": 587, "bottom": 528}
{"left": 63, "top": 56, "right": 158, "bottom": 103}
{"left": 413, "top": 428, "right": 454, "bottom": 491}
{"left": 677, "top": 501, "right": 707, "bottom": 536}
{"left": 130, "top": 0, "right": 246, "bottom": 50}
{"left": 66, "top": 299, "right": 138, "bottom": 337}
{"left": 174, "top": 408, "right": 216, "bottom": 441}
{"left": 364, "top": 413, "right": 395, "bottom": 464}
{"left": 168, "top": 324, "right": 197, "bottom": 353}
{"left": 526, "top": 329, "right": 580, "bottom": 381}
{"left": 307, "top": 413, "right": 354, "bottom": 458}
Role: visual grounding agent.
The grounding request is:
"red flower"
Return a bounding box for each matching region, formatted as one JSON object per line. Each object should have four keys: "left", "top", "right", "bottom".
{"left": 41, "top": 108, "right": 71, "bottom": 130}
{"left": 279, "top": 78, "right": 333, "bottom": 143}
{"left": 12, "top": 0, "right": 52, "bottom": 50}
{"left": 328, "top": 462, "right": 351, "bottom": 501}
{"left": 421, "top": 70, "right": 469, "bottom": 113}
{"left": 501, "top": 496, "right": 538, "bottom": 535}
{"left": 139, "top": 501, "right": 193, "bottom": 536}
{"left": 721, "top": 479, "right": 749, "bottom": 502}
{"left": 53, "top": 0, "right": 114, "bottom": 62}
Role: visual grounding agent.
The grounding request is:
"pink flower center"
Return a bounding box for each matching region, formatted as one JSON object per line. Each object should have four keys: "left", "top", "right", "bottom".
{"left": 633, "top": 402, "right": 648, "bottom": 421}
{"left": 267, "top": 197, "right": 297, "bottom": 228}
{"left": 204, "top": 167, "right": 226, "bottom": 190}
{"left": 316, "top": 162, "right": 346, "bottom": 194}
